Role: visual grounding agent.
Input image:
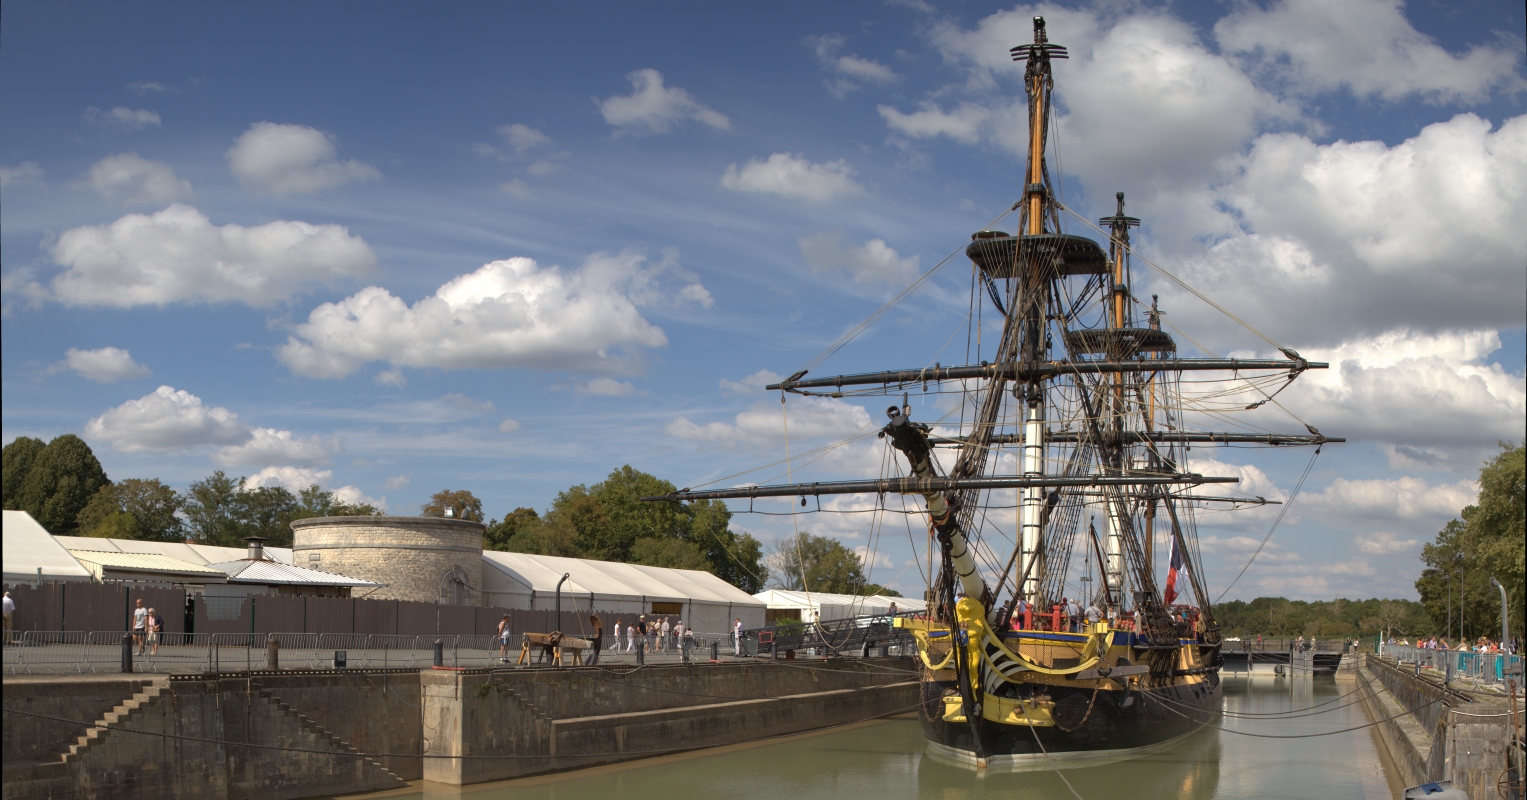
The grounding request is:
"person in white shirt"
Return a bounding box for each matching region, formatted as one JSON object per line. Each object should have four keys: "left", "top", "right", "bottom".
{"left": 612, "top": 620, "right": 622, "bottom": 658}
{"left": 2, "top": 591, "right": 14, "bottom": 640}
{"left": 660, "top": 618, "right": 671, "bottom": 652}
{"left": 132, "top": 598, "right": 148, "bottom": 656}
{"left": 733, "top": 618, "right": 743, "bottom": 656}
{"left": 673, "top": 621, "right": 685, "bottom": 653}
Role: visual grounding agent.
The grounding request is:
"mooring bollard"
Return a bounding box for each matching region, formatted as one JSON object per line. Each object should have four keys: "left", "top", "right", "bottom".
{"left": 860, "top": 640, "right": 872, "bottom": 658}
{"left": 636, "top": 643, "right": 644, "bottom": 665}
{"left": 121, "top": 633, "right": 133, "bottom": 673}
{"left": 710, "top": 640, "right": 719, "bottom": 662}
{"left": 267, "top": 635, "right": 280, "bottom": 671}
{"left": 433, "top": 639, "right": 444, "bottom": 668}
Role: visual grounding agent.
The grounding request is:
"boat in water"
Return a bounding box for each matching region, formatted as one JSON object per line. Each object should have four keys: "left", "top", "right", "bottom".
{"left": 645, "top": 16, "right": 1338, "bottom": 771}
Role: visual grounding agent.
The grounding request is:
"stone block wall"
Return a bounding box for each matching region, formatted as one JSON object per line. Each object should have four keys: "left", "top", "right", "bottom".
{"left": 291, "top": 517, "right": 484, "bottom": 605}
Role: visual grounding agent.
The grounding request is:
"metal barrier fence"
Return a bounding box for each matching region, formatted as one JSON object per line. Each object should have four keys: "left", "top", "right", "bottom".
{"left": 3, "top": 626, "right": 912, "bottom": 675}
{"left": 1383, "top": 644, "right": 1523, "bottom": 686}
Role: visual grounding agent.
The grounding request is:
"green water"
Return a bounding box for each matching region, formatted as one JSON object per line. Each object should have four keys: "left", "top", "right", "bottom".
{"left": 371, "top": 675, "right": 1394, "bottom": 800}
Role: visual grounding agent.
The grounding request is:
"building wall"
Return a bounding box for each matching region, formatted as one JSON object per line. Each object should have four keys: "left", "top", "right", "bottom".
{"left": 291, "top": 517, "right": 484, "bottom": 606}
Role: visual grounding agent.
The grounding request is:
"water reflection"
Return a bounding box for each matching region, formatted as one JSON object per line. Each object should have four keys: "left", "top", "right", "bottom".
{"left": 357, "top": 674, "right": 1391, "bottom": 800}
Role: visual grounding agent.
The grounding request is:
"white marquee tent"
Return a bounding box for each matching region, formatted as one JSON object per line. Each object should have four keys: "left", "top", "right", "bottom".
{"left": 480, "top": 551, "right": 764, "bottom": 634}
{"left": 753, "top": 589, "right": 925, "bottom": 623}
{"left": 51, "top": 536, "right": 294, "bottom": 567}
{"left": 2, "top": 511, "right": 94, "bottom": 584}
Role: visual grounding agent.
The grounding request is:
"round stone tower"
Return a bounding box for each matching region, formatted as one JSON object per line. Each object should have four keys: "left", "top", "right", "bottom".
{"left": 290, "top": 516, "right": 484, "bottom": 605}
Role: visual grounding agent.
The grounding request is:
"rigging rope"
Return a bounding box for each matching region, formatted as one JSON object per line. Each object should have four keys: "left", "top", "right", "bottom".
{"left": 1214, "top": 445, "right": 1322, "bottom": 602}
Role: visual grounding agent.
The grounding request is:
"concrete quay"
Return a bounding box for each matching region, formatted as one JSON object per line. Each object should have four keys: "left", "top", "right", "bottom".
{"left": 2, "top": 657, "right": 917, "bottom": 800}
{"left": 1355, "top": 654, "right": 1521, "bottom": 799}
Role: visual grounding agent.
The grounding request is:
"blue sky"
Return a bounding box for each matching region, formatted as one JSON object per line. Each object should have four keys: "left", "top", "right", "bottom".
{"left": 3, "top": 0, "right": 1523, "bottom": 601}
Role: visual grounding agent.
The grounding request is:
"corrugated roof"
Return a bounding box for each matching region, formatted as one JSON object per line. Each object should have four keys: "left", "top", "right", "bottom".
{"left": 3, "top": 511, "right": 94, "bottom": 582}
{"left": 208, "top": 559, "right": 383, "bottom": 587}
{"left": 753, "top": 589, "right": 925, "bottom": 614}
{"left": 52, "top": 536, "right": 293, "bottom": 566}
{"left": 480, "top": 551, "right": 763, "bottom": 606}
{"left": 68, "top": 550, "right": 229, "bottom": 581}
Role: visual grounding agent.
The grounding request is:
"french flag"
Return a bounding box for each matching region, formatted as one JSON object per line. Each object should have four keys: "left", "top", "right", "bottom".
{"left": 1163, "top": 534, "right": 1184, "bottom": 605}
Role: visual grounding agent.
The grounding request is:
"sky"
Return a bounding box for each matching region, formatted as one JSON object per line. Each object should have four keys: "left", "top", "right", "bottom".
{"left": 2, "top": 0, "right": 1523, "bottom": 603}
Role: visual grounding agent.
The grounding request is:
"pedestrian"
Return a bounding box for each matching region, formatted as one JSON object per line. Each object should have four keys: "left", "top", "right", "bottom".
{"left": 648, "top": 619, "right": 658, "bottom": 653}
{"left": 497, "top": 614, "right": 512, "bottom": 663}
{"left": 588, "top": 615, "right": 603, "bottom": 666}
{"left": 146, "top": 608, "right": 162, "bottom": 656}
{"left": 661, "top": 618, "right": 671, "bottom": 652}
{"left": 612, "top": 619, "right": 623, "bottom": 658}
{"left": 2, "top": 591, "right": 13, "bottom": 641}
{"left": 132, "top": 598, "right": 148, "bottom": 655}
{"left": 733, "top": 617, "right": 743, "bottom": 656}
{"left": 888, "top": 601, "right": 898, "bottom": 618}
{"left": 626, "top": 619, "right": 636, "bottom": 652}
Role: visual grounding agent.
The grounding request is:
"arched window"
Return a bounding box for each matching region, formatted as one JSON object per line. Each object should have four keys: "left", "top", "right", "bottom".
{"left": 439, "top": 566, "right": 470, "bottom": 605}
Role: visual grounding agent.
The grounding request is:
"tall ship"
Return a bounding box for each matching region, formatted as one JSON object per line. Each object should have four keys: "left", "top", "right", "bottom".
{"left": 646, "top": 17, "right": 1338, "bottom": 770}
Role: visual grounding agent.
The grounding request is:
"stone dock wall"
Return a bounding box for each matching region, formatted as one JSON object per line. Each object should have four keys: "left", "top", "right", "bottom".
{"left": 1355, "top": 654, "right": 1515, "bottom": 799}
{"left": 2, "top": 658, "right": 917, "bottom": 800}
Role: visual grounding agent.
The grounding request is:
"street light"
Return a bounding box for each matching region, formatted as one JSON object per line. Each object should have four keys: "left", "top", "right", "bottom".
{"left": 1489, "top": 577, "right": 1508, "bottom": 651}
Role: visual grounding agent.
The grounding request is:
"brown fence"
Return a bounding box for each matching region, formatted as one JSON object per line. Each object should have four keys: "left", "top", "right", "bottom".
{"left": 3, "top": 583, "right": 185, "bottom": 634}
{"left": 5, "top": 583, "right": 625, "bottom": 638}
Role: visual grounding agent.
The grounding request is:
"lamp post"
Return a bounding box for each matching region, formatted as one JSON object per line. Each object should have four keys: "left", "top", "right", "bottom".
{"left": 1489, "top": 577, "right": 1509, "bottom": 651}
{"left": 554, "top": 573, "right": 570, "bottom": 631}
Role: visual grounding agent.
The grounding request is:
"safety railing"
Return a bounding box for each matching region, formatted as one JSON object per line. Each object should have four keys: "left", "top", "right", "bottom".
{"left": 1385, "top": 644, "right": 1524, "bottom": 687}
{"left": 4, "top": 625, "right": 917, "bottom": 675}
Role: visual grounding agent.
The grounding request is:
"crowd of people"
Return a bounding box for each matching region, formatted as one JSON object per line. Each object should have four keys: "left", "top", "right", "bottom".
{"left": 1387, "top": 633, "right": 1519, "bottom": 654}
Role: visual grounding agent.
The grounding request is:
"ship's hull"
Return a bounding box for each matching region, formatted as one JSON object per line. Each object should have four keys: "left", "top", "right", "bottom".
{"left": 918, "top": 669, "right": 1221, "bottom": 771}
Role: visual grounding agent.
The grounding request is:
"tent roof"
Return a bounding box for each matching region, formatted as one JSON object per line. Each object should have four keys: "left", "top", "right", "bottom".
{"left": 4, "top": 511, "right": 95, "bottom": 583}
{"left": 481, "top": 551, "right": 762, "bottom": 606}
{"left": 208, "top": 559, "right": 381, "bottom": 587}
{"left": 68, "top": 549, "right": 229, "bottom": 582}
{"left": 52, "top": 536, "right": 293, "bottom": 566}
{"left": 753, "top": 589, "right": 925, "bottom": 613}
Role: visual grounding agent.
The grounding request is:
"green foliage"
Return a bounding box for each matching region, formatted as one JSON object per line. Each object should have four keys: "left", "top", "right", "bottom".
{"left": 1417, "top": 443, "right": 1525, "bottom": 642}
{"left": 181, "top": 472, "right": 374, "bottom": 547}
{"left": 76, "top": 479, "right": 184, "bottom": 541}
{"left": 5, "top": 435, "right": 110, "bottom": 534}
{"left": 769, "top": 531, "right": 876, "bottom": 595}
{"left": 1213, "top": 596, "right": 1430, "bottom": 638}
{"left": 1, "top": 436, "right": 46, "bottom": 508}
{"left": 485, "top": 507, "right": 541, "bottom": 551}
{"left": 421, "top": 489, "right": 484, "bottom": 521}
{"left": 492, "top": 466, "right": 769, "bottom": 592}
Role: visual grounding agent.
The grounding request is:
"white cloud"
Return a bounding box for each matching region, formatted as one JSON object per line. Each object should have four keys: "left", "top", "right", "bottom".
{"left": 212, "top": 427, "right": 338, "bottom": 468}
{"left": 665, "top": 396, "right": 873, "bottom": 449}
{"left": 383, "top": 474, "right": 411, "bottom": 491}
{"left": 855, "top": 545, "right": 896, "bottom": 570}
{"left": 597, "top": 69, "right": 730, "bottom": 134}
{"left": 810, "top": 35, "right": 898, "bottom": 97}
{"left": 798, "top": 231, "right": 920, "bottom": 286}
{"left": 500, "top": 179, "right": 534, "bottom": 199}
{"left": 245, "top": 466, "right": 332, "bottom": 492}
{"left": 375, "top": 368, "right": 407, "bottom": 388}
{"left": 497, "top": 419, "right": 521, "bottom": 433}
{"left": 83, "top": 153, "right": 194, "bottom": 205}
{"left": 84, "top": 385, "right": 250, "bottom": 453}
{"left": 226, "top": 122, "right": 380, "bottom": 195}
{"left": 42, "top": 203, "right": 375, "bottom": 308}
{"left": 721, "top": 153, "right": 865, "bottom": 202}
{"left": 0, "top": 161, "right": 43, "bottom": 189}
{"left": 57, "top": 347, "right": 151, "bottom": 383}
{"left": 126, "top": 81, "right": 173, "bottom": 94}
{"left": 496, "top": 123, "right": 552, "bottom": 154}
{"left": 526, "top": 160, "right": 562, "bottom": 176}
{"left": 85, "top": 107, "right": 161, "bottom": 130}
{"left": 555, "top": 377, "right": 637, "bottom": 396}
{"left": 1281, "top": 330, "right": 1525, "bottom": 451}
{"left": 1215, "top": 0, "right": 1527, "bottom": 103}
{"left": 1301, "top": 475, "right": 1478, "bottom": 524}
{"left": 1353, "top": 530, "right": 1421, "bottom": 555}
{"left": 439, "top": 393, "right": 495, "bottom": 413}
{"left": 720, "top": 369, "right": 783, "bottom": 395}
{"left": 278, "top": 251, "right": 709, "bottom": 379}
{"left": 332, "top": 485, "right": 385, "bottom": 510}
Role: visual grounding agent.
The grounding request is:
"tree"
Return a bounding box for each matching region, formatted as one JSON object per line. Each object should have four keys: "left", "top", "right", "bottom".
{"left": 769, "top": 532, "right": 872, "bottom": 595}
{"left": 485, "top": 507, "right": 541, "bottom": 551}
{"left": 235, "top": 485, "right": 301, "bottom": 547}
{"left": 294, "top": 485, "right": 383, "bottom": 519}
{"left": 421, "top": 489, "right": 484, "bottom": 521}
{"left": 1418, "top": 443, "right": 1524, "bottom": 643}
{"left": 8, "top": 434, "right": 110, "bottom": 534}
{"left": 182, "top": 471, "right": 244, "bottom": 546}
{"left": 76, "top": 479, "right": 184, "bottom": 541}
{"left": 1, "top": 436, "right": 46, "bottom": 508}
{"left": 630, "top": 537, "right": 709, "bottom": 570}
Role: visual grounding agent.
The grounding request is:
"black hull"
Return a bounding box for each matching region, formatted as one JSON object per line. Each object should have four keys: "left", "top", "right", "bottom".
{"left": 918, "top": 673, "right": 1221, "bottom": 768}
